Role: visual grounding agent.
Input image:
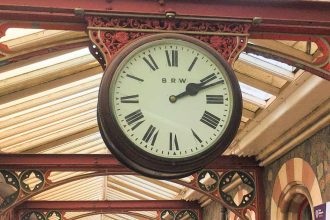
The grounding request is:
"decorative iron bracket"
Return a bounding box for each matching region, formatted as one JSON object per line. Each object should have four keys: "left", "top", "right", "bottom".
{"left": 85, "top": 15, "right": 250, "bottom": 70}
{"left": 0, "top": 155, "right": 263, "bottom": 220}
{"left": 173, "top": 167, "right": 264, "bottom": 220}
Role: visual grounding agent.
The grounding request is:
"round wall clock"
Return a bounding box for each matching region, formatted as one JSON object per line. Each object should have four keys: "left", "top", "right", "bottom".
{"left": 97, "top": 33, "right": 242, "bottom": 179}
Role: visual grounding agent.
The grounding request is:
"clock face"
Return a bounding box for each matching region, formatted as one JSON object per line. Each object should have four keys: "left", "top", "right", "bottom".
{"left": 110, "top": 39, "right": 233, "bottom": 159}
{"left": 98, "top": 33, "right": 242, "bottom": 178}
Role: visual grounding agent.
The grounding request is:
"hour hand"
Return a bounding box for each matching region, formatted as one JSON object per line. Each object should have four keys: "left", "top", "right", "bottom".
{"left": 169, "top": 91, "right": 188, "bottom": 103}
{"left": 169, "top": 73, "right": 223, "bottom": 103}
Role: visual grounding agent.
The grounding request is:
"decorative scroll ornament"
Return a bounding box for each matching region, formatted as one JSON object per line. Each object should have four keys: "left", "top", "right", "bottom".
{"left": 172, "top": 168, "right": 259, "bottom": 220}
{"left": 88, "top": 30, "right": 146, "bottom": 69}
{"left": 175, "top": 210, "right": 198, "bottom": 220}
{"left": 195, "top": 35, "right": 246, "bottom": 64}
{"left": 21, "top": 211, "right": 46, "bottom": 220}
{"left": 159, "top": 209, "right": 199, "bottom": 220}
{"left": 0, "top": 170, "right": 20, "bottom": 210}
{"left": 46, "top": 211, "right": 62, "bottom": 220}
{"left": 160, "top": 210, "right": 175, "bottom": 220}
{"left": 219, "top": 170, "right": 255, "bottom": 208}
{"left": 19, "top": 170, "right": 45, "bottom": 193}
{"left": 197, "top": 170, "right": 219, "bottom": 192}
{"left": 0, "top": 170, "right": 50, "bottom": 214}
{"left": 86, "top": 16, "right": 250, "bottom": 69}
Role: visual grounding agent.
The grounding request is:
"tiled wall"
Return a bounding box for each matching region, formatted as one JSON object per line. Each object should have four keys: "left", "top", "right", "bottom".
{"left": 263, "top": 126, "right": 330, "bottom": 219}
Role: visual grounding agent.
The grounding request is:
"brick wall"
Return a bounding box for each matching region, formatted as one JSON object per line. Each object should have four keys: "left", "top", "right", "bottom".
{"left": 263, "top": 125, "right": 330, "bottom": 219}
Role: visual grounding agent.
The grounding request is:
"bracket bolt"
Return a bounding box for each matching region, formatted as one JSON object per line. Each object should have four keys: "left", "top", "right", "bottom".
{"left": 165, "top": 11, "right": 176, "bottom": 19}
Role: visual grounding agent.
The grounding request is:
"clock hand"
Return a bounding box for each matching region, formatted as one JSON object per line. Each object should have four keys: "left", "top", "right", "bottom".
{"left": 199, "top": 73, "right": 217, "bottom": 86}
{"left": 169, "top": 74, "right": 224, "bottom": 103}
{"left": 169, "top": 82, "right": 200, "bottom": 103}
{"left": 200, "top": 80, "right": 224, "bottom": 90}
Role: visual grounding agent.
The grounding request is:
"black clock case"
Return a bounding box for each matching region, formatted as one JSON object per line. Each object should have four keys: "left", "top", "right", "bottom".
{"left": 97, "top": 33, "right": 242, "bottom": 179}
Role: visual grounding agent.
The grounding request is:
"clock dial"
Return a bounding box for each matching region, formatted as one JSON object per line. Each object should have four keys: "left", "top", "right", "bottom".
{"left": 98, "top": 33, "right": 242, "bottom": 178}
{"left": 110, "top": 39, "right": 233, "bottom": 159}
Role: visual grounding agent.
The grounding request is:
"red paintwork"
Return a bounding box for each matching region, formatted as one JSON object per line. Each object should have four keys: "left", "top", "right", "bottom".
{"left": 0, "top": 0, "right": 330, "bottom": 35}
{"left": 0, "top": 154, "right": 258, "bottom": 171}
{"left": 16, "top": 200, "right": 200, "bottom": 211}
{"left": 0, "top": 0, "right": 330, "bottom": 22}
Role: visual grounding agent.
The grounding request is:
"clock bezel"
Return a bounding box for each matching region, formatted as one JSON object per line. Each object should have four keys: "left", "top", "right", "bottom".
{"left": 97, "top": 33, "right": 242, "bottom": 179}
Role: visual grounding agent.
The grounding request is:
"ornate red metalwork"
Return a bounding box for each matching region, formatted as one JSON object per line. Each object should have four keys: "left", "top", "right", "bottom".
{"left": 1, "top": 0, "right": 330, "bottom": 29}
{"left": 0, "top": 154, "right": 259, "bottom": 220}
{"left": 15, "top": 200, "right": 202, "bottom": 220}
{"left": 171, "top": 167, "right": 264, "bottom": 220}
{"left": 0, "top": 210, "right": 14, "bottom": 220}
{"left": 86, "top": 16, "right": 250, "bottom": 69}
{"left": 0, "top": 154, "right": 257, "bottom": 171}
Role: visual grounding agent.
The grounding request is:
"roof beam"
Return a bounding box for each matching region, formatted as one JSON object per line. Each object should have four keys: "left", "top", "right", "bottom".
{"left": 0, "top": 0, "right": 329, "bottom": 26}
{"left": 242, "top": 109, "right": 255, "bottom": 120}
{"left": 16, "top": 200, "right": 200, "bottom": 212}
{"left": 231, "top": 73, "right": 330, "bottom": 156}
{"left": 235, "top": 71, "right": 280, "bottom": 96}
{"left": 248, "top": 39, "right": 314, "bottom": 63}
{"left": 0, "top": 154, "right": 258, "bottom": 171}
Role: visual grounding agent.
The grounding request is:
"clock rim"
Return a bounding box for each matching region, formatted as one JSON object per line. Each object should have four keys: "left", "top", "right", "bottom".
{"left": 97, "top": 33, "right": 242, "bottom": 179}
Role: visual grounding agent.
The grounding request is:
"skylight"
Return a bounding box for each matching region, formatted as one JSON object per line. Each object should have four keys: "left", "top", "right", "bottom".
{"left": 246, "top": 53, "right": 296, "bottom": 72}
{"left": 0, "top": 47, "right": 91, "bottom": 81}
{"left": 239, "top": 82, "right": 273, "bottom": 101}
{"left": 0, "top": 28, "right": 44, "bottom": 43}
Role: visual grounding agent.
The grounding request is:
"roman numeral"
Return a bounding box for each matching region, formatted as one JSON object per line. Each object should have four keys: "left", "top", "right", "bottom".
{"left": 165, "top": 50, "right": 178, "bottom": 67}
{"left": 206, "top": 95, "right": 224, "bottom": 104}
{"left": 200, "top": 111, "right": 220, "bottom": 129}
{"left": 169, "top": 132, "right": 179, "bottom": 150}
{"left": 142, "top": 125, "right": 159, "bottom": 146}
{"left": 126, "top": 74, "right": 144, "bottom": 82}
{"left": 188, "top": 57, "right": 198, "bottom": 71}
{"left": 143, "top": 54, "right": 159, "bottom": 71}
{"left": 121, "top": 95, "right": 139, "bottom": 103}
{"left": 191, "top": 129, "right": 202, "bottom": 143}
{"left": 125, "top": 110, "right": 145, "bottom": 130}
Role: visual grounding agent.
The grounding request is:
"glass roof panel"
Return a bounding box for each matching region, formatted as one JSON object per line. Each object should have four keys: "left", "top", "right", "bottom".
{"left": 239, "top": 82, "right": 273, "bottom": 101}
{"left": 0, "top": 28, "right": 44, "bottom": 42}
{"left": 0, "top": 47, "right": 91, "bottom": 80}
{"left": 247, "top": 53, "right": 296, "bottom": 72}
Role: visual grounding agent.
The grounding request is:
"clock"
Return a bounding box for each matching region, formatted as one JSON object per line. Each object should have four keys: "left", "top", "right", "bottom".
{"left": 97, "top": 33, "right": 242, "bottom": 179}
